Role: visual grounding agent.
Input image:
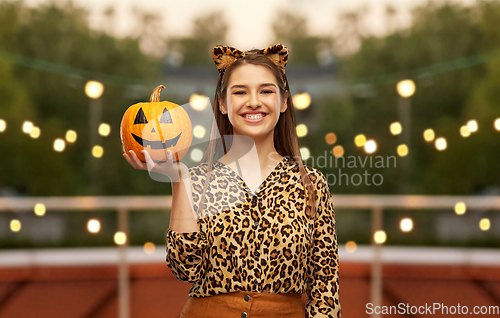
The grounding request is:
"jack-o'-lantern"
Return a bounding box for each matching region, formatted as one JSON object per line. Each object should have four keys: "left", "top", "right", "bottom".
{"left": 120, "top": 85, "right": 192, "bottom": 163}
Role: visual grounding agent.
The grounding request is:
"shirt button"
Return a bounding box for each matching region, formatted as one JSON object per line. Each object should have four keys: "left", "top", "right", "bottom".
{"left": 241, "top": 312, "right": 248, "bottom": 318}
{"left": 254, "top": 221, "right": 259, "bottom": 227}
{"left": 254, "top": 279, "right": 258, "bottom": 285}
{"left": 244, "top": 295, "right": 251, "bottom": 302}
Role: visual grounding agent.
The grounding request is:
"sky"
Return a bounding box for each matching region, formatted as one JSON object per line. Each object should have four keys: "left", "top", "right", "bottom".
{"left": 23, "top": 0, "right": 478, "bottom": 51}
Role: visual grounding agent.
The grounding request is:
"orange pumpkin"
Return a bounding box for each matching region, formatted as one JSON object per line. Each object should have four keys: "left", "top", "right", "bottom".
{"left": 120, "top": 85, "right": 192, "bottom": 163}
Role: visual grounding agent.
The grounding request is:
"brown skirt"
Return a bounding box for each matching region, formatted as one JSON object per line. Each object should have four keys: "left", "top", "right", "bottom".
{"left": 180, "top": 291, "right": 304, "bottom": 318}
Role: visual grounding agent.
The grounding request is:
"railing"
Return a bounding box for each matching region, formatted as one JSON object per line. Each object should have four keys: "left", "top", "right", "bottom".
{"left": 1, "top": 195, "right": 500, "bottom": 318}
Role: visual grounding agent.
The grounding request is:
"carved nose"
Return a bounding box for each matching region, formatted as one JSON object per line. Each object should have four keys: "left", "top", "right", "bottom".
{"left": 151, "top": 128, "right": 156, "bottom": 133}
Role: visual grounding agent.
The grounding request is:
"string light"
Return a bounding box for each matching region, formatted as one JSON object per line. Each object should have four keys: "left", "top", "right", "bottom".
{"left": 87, "top": 219, "right": 101, "bottom": 233}
{"left": 114, "top": 231, "right": 127, "bottom": 245}
{"left": 29, "top": 127, "right": 41, "bottom": 139}
{"left": 494, "top": 118, "right": 500, "bottom": 131}
{"left": 354, "top": 134, "right": 366, "bottom": 147}
{"left": 467, "top": 120, "right": 478, "bottom": 133}
{"left": 22, "top": 121, "right": 34, "bottom": 134}
{"left": 373, "top": 230, "right": 387, "bottom": 244}
{"left": 423, "top": 129, "right": 435, "bottom": 142}
{"left": 189, "top": 94, "right": 209, "bottom": 111}
{"left": 479, "top": 218, "right": 490, "bottom": 231}
{"left": 66, "top": 130, "right": 77, "bottom": 143}
{"left": 193, "top": 125, "right": 206, "bottom": 139}
{"left": 190, "top": 148, "right": 203, "bottom": 162}
{"left": 144, "top": 242, "right": 156, "bottom": 254}
{"left": 397, "top": 144, "right": 408, "bottom": 157}
{"left": 400, "top": 218, "right": 413, "bottom": 232}
{"left": 364, "top": 139, "right": 377, "bottom": 154}
{"left": 454, "top": 202, "right": 466, "bottom": 215}
{"left": 300, "top": 147, "right": 310, "bottom": 160}
{"left": 293, "top": 92, "right": 311, "bottom": 110}
{"left": 10, "top": 219, "right": 21, "bottom": 232}
{"left": 85, "top": 81, "right": 104, "bottom": 99}
{"left": 396, "top": 79, "right": 416, "bottom": 98}
{"left": 332, "top": 145, "right": 344, "bottom": 157}
{"left": 92, "top": 145, "right": 104, "bottom": 158}
{"left": 0, "top": 119, "right": 7, "bottom": 132}
{"left": 435, "top": 137, "right": 447, "bottom": 151}
{"left": 345, "top": 241, "right": 357, "bottom": 253}
{"left": 460, "top": 125, "right": 471, "bottom": 137}
{"left": 34, "top": 203, "right": 46, "bottom": 216}
{"left": 296, "top": 124, "right": 308, "bottom": 137}
{"left": 98, "top": 123, "right": 111, "bottom": 137}
{"left": 390, "top": 122, "right": 402, "bottom": 135}
{"left": 53, "top": 138, "right": 66, "bottom": 152}
{"left": 325, "top": 132, "right": 337, "bottom": 145}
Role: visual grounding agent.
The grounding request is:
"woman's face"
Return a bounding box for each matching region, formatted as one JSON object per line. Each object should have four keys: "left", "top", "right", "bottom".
{"left": 221, "top": 64, "right": 287, "bottom": 141}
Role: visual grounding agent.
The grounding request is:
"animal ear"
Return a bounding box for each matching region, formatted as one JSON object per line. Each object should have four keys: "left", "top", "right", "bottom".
{"left": 256, "top": 44, "right": 288, "bottom": 74}
{"left": 212, "top": 45, "right": 246, "bottom": 75}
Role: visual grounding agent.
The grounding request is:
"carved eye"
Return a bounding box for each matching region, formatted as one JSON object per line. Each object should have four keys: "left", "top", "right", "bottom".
{"left": 134, "top": 108, "right": 148, "bottom": 124}
{"left": 159, "top": 108, "right": 173, "bottom": 124}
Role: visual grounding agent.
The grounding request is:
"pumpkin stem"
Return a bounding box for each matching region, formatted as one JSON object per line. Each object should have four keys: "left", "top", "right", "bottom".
{"left": 150, "top": 85, "right": 166, "bottom": 103}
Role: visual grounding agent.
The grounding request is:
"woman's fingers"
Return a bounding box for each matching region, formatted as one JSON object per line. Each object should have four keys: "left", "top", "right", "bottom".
{"left": 142, "top": 150, "right": 156, "bottom": 171}
{"left": 128, "top": 150, "right": 148, "bottom": 170}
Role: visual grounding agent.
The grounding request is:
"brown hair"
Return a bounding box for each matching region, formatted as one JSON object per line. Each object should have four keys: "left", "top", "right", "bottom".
{"left": 198, "top": 50, "right": 318, "bottom": 223}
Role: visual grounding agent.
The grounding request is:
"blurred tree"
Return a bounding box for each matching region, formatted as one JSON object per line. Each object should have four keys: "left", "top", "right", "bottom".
{"left": 272, "top": 10, "right": 333, "bottom": 65}
{"left": 0, "top": 1, "right": 164, "bottom": 196}
{"left": 167, "top": 12, "right": 227, "bottom": 66}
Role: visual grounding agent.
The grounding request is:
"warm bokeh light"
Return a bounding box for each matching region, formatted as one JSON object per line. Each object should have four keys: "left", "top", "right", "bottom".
{"left": 34, "top": 203, "right": 46, "bottom": 216}
{"left": 400, "top": 218, "right": 413, "bottom": 232}
{"left": 193, "top": 125, "right": 206, "bottom": 139}
{"left": 10, "top": 219, "right": 21, "bottom": 232}
{"left": 98, "top": 123, "right": 111, "bottom": 137}
{"left": 189, "top": 93, "right": 209, "bottom": 111}
{"left": 454, "top": 202, "right": 466, "bottom": 215}
{"left": 374, "top": 230, "right": 387, "bottom": 244}
{"left": 293, "top": 92, "right": 311, "bottom": 110}
{"left": 53, "top": 138, "right": 66, "bottom": 152}
{"left": 190, "top": 148, "right": 203, "bottom": 162}
{"left": 396, "top": 79, "right": 416, "bottom": 98}
{"left": 300, "top": 147, "right": 310, "bottom": 160}
{"left": 494, "top": 118, "right": 500, "bottom": 131}
{"left": 144, "top": 242, "right": 156, "bottom": 254}
{"left": 114, "top": 231, "right": 127, "bottom": 245}
{"left": 423, "top": 129, "right": 435, "bottom": 142}
{"left": 460, "top": 125, "right": 471, "bottom": 138}
{"left": 296, "top": 124, "right": 308, "bottom": 137}
{"left": 325, "top": 132, "right": 337, "bottom": 145}
{"left": 0, "top": 119, "right": 6, "bottom": 132}
{"left": 467, "top": 119, "right": 478, "bottom": 132}
{"left": 29, "top": 126, "right": 41, "bottom": 139}
{"left": 85, "top": 80, "right": 104, "bottom": 99}
{"left": 435, "top": 137, "right": 447, "bottom": 151}
{"left": 66, "top": 130, "right": 77, "bottom": 143}
{"left": 397, "top": 144, "right": 409, "bottom": 157}
{"left": 364, "top": 139, "right": 377, "bottom": 154}
{"left": 332, "top": 145, "right": 344, "bottom": 157}
{"left": 354, "top": 134, "right": 366, "bottom": 147}
{"left": 390, "top": 122, "right": 402, "bottom": 135}
{"left": 22, "top": 121, "right": 34, "bottom": 134}
{"left": 345, "top": 241, "right": 357, "bottom": 253}
{"left": 479, "top": 218, "right": 490, "bottom": 231}
{"left": 92, "top": 145, "right": 104, "bottom": 158}
{"left": 87, "top": 219, "right": 101, "bottom": 233}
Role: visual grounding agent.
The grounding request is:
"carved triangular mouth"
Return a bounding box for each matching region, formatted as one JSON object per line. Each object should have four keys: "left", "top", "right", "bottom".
{"left": 131, "top": 132, "right": 182, "bottom": 149}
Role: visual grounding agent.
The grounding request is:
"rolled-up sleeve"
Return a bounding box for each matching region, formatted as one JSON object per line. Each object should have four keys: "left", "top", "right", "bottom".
{"left": 166, "top": 229, "right": 208, "bottom": 283}
{"left": 305, "top": 172, "right": 341, "bottom": 317}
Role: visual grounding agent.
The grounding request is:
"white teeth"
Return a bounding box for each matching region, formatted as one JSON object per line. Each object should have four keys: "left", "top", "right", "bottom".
{"left": 245, "top": 114, "right": 264, "bottom": 120}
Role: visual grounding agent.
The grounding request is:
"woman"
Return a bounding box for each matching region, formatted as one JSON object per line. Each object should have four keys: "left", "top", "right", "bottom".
{"left": 124, "top": 44, "right": 341, "bottom": 318}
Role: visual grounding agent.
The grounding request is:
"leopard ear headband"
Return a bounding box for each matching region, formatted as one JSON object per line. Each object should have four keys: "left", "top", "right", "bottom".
{"left": 212, "top": 44, "right": 289, "bottom": 76}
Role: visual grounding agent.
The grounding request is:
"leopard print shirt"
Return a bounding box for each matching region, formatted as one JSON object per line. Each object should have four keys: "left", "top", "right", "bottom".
{"left": 166, "top": 156, "right": 341, "bottom": 317}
